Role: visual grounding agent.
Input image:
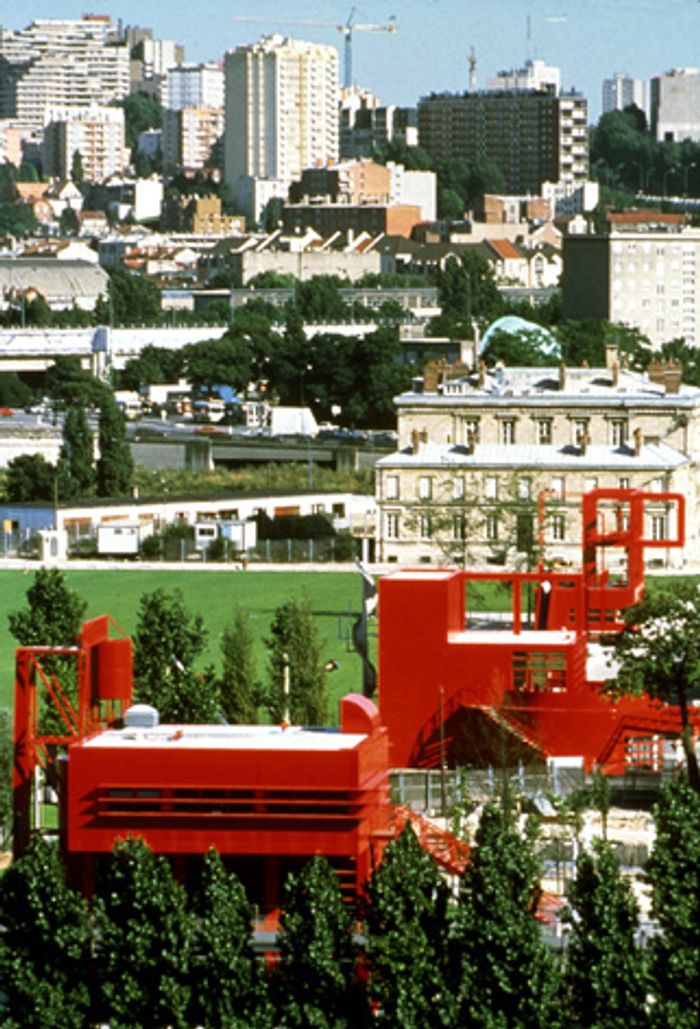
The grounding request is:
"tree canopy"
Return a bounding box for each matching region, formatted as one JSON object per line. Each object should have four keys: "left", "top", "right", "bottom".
{"left": 265, "top": 597, "right": 328, "bottom": 725}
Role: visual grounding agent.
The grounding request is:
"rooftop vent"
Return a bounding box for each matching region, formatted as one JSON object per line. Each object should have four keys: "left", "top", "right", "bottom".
{"left": 124, "top": 704, "right": 160, "bottom": 729}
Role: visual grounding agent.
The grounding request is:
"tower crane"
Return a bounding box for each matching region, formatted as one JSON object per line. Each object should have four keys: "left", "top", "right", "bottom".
{"left": 231, "top": 8, "right": 398, "bottom": 88}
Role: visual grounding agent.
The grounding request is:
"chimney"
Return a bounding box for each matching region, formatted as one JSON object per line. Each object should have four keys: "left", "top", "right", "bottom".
{"left": 611, "top": 360, "right": 619, "bottom": 387}
{"left": 478, "top": 359, "right": 487, "bottom": 388}
{"left": 465, "top": 428, "right": 476, "bottom": 453}
{"left": 410, "top": 428, "right": 420, "bottom": 454}
{"left": 664, "top": 358, "right": 682, "bottom": 394}
{"left": 605, "top": 343, "right": 619, "bottom": 370}
{"left": 422, "top": 360, "right": 440, "bottom": 393}
{"left": 419, "top": 429, "right": 429, "bottom": 445}
{"left": 579, "top": 428, "right": 589, "bottom": 455}
{"left": 634, "top": 427, "right": 642, "bottom": 456}
{"left": 559, "top": 361, "right": 567, "bottom": 391}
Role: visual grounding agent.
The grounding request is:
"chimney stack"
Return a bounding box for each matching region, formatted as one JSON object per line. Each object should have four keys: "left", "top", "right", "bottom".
{"left": 559, "top": 361, "right": 567, "bottom": 391}
{"left": 611, "top": 359, "right": 619, "bottom": 387}
{"left": 634, "top": 427, "right": 642, "bottom": 456}
{"left": 410, "top": 428, "right": 420, "bottom": 454}
{"left": 605, "top": 343, "right": 619, "bottom": 370}
{"left": 478, "top": 359, "right": 487, "bottom": 388}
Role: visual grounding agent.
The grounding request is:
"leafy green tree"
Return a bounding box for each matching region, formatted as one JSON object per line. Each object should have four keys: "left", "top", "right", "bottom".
{"left": 645, "top": 773, "right": 700, "bottom": 1028}
{"left": 295, "top": 275, "right": 350, "bottom": 323}
{"left": 265, "top": 597, "right": 328, "bottom": 724}
{"left": 108, "top": 268, "right": 162, "bottom": 325}
{"left": 0, "top": 202, "right": 39, "bottom": 236}
{"left": 97, "top": 392, "right": 134, "bottom": 497}
{"left": 451, "top": 802, "right": 558, "bottom": 1027}
{"left": 94, "top": 835, "right": 192, "bottom": 1029}
{"left": 0, "top": 707, "right": 13, "bottom": 844}
{"left": 365, "top": 824, "right": 455, "bottom": 1027}
{"left": 274, "top": 855, "right": 367, "bottom": 1028}
{"left": 0, "top": 160, "right": 18, "bottom": 201}
{"left": 0, "top": 371, "right": 33, "bottom": 407}
{"left": 432, "top": 251, "right": 503, "bottom": 337}
{"left": 3, "top": 453, "right": 56, "bottom": 502}
{"left": 59, "top": 206, "right": 80, "bottom": 236}
{"left": 133, "top": 587, "right": 220, "bottom": 722}
{"left": 562, "top": 839, "right": 647, "bottom": 1028}
{"left": 220, "top": 610, "right": 261, "bottom": 723}
{"left": 45, "top": 357, "right": 109, "bottom": 408}
{"left": 190, "top": 848, "right": 273, "bottom": 1028}
{"left": 8, "top": 568, "right": 87, "bottom": 735}
{"left": 120, "top": 344, "right": 185, "bottom": 390}
{"left": 118, "top": 91, "right": 162, "bottom": 152}
{"left": 482, "top": 327, "right": 556, "bottom": 367}
{"left": 183, "top": 335, "right": 251, "bottom": 393}
{"left": 604, "top": 582, "right": 700, "bottom": 789}
{"left": 56, "top": 404, "right": 96, "bottom": 499}
{"left": 0, "top": 834, "right": 92, "bottom": 1029}
{"left": 25, "top": 294, "right": 53, "bottom": 327}
{"left": 8, "top": 567, "right": 86, "bottom": 648}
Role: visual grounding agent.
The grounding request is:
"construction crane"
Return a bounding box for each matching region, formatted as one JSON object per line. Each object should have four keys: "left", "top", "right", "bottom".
{"left": 231, "top": 8, "right": 398, "bottom": 88}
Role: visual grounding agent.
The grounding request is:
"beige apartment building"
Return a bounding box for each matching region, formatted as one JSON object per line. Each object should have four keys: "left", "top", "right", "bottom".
{"left": 375, "top": 353, "right": 698, "bottom": 568}
{"left": 562, "top": 214, "right": 700, "bottom": 347}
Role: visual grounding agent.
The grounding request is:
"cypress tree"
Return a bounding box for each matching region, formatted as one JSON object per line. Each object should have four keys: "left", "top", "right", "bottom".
{"left": 645, "top": 772, "right": 700, "bottom": 1028}
{"left": 189, "top": 848, "right": 273, "bottom": 1028}
{"left": 0, "top": 835, "right": 92, "bottom": 1028}
{"left": 220, "top": 610, "right": 261, "bottom": 723}
{"left": 56, "top": 403, "right": 95, "bottom": 499}
{"left": 94, "top": 835, "right": 192, "bottom": 1029}
{"left": 274, "top": 855, "right": 367, "bottom": 1028}
{"left": 451, "top": 802, "right": 558, "bottom": 1028}
{"left": 265, "top": 597, "right": 328, "bottom": 725}
{"left": 562, "top": 838, "right": 647, "bottom": 1028}
{"left": 365, "top": 824, "right": 456, "bottom": 1027}
{"left": 97, "top": 392, "right": 134, "bottom": 497}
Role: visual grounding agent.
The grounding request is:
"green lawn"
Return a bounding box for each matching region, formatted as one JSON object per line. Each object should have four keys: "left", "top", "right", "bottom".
{"left": 0, "top": 569, "right": 372, "bottom": 720}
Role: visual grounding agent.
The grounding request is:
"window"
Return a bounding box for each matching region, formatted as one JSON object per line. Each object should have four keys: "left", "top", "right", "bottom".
{"left": 418, "top": 476, "right": 432, "bottom": 500}
{"left": 386, "top": 513, "right": 400, "bottom": 539}
{"left": 452, "top": 514, "right": 466, "bottom": 540}
{"left": 385, "top": 475, "right": 399, "bottom": 500}
{"left": 486, "top": 512, "right": 499, "bottom": 541}
{"left": 610, "top": 419, "right": 628, "bottom": 447}
{"left": 452, "top": 476, "right": 465, "bottom": 500}
{"left": 500, "top": 419, "right": 516, "bottom": 445}
{"left": 551, "top": 514, "right": 566, "bottom": 541}
{"left": 619, "top": 477, "right": 630, "bottom": 490}
{"left": 551, "top": 476, "right": 565, "bottom": 499}
{"left": 485, "top": 476, "right": 498, "bottom": 500}
{"left": 419, "top": 513, "right": 433, "bottom": 539}
{"left": 572, "top": 419, "right": 589, "bottom": 446}
{"left": 651, "top": 514, "right": 667, "bottom": 540}
{"left": 463, "top": 419, "right": 479, "bottom": 444}
{"left": 536, "top": 419, "right": 552, "bottom": 445}
{"left": 518, "top": 478, "right": 531, "bottom": 500}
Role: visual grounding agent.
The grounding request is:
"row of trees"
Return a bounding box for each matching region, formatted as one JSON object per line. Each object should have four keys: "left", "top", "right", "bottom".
{"left": 2, "top": 776, "right": 699, "bottom": 1028}
{"left": 2, "top": 392, "right": 133, "bottom": 504}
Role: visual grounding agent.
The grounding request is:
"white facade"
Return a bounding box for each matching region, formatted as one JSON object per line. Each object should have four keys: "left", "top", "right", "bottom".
{"left": 162, "top": 106, "right": 224, "bottom": 170}
{"left": 43, "top": 105, "right": 126, "bottom": 183}
{"left": 224, "top": 35, "right": 339, "bottom": 222}
{"left": 487, "top": 58, "right": 561, "bottom": 94}
{"left": 0, "top": 17, "right": 130, "bottom": 137}
{"left": 602, "top": 73, "right": 648, "bottom": 117}
{"left": 388, "top": 164, "right": 437, "bottom": 223}
{"left": 165, "top": 62, "right": 224, "bottom": 111}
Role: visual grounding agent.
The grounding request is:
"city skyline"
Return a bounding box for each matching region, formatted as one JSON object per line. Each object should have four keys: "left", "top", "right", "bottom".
{"left": 5, "top": 0, "right": 700, "bottom": 118}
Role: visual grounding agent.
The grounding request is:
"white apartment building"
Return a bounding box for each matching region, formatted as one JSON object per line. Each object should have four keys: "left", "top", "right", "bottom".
{"left": 0, "top": 17, "right": 130, "bottom": 138}
{"left": 651, "top": 68, "right": 700, "bottom": 142}
{"left": 43, "top": 106, "right": 126, "bottom": 183}
{"left": 562, "top": 215, "right": 700, "bottom": 347}
{"left": 375, "top": 354, "right": 698, "bottom": 568}
{"left": 487, "top": 58, "right": 561, "bottom": 94}
{"left": 224, "top": 35, "right": 340, "bottom": 223}
{"left": 165, "top": 63, "right": 224, "bottom": 111}
{"left": 602, "top": 73, "right": 648, "bottom": 118}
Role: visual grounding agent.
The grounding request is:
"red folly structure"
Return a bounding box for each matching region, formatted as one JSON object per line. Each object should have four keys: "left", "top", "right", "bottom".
{"left": 377, "top": 488, "right": 700, "bottom": 772}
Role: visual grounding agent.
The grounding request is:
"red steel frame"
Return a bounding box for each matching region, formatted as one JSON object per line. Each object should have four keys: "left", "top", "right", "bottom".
{"left": 377, "top": 488, "right": 700, "bottom": 771}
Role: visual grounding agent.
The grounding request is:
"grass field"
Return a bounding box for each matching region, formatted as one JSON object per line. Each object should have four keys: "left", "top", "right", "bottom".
{"left": 0, "top": 569, "right": 373, "bottom": 719}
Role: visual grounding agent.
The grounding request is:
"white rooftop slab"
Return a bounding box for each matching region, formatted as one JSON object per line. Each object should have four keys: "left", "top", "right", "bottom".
{"left": 449, "top": 628, "right": 577, "bottom": 646}
{"left": 81, "top": 724, "right": 367, "bottom": 751}
{"left": 379, "top": 440, "right": 688, "bottom": 471}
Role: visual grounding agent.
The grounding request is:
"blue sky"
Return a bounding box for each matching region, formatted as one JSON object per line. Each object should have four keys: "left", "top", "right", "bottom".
{"left": 9, "top": 0, "right": 700, "bottom": 118}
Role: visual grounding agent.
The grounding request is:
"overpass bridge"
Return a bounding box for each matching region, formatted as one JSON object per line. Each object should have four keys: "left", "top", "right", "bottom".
{"left": 0, "top": 325, "right": 228, "bottom": 377}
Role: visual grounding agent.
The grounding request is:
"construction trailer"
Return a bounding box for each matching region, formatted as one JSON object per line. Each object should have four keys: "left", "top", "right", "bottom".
{"left": 377, "top": 488, "right": 700, "bottom": 772}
